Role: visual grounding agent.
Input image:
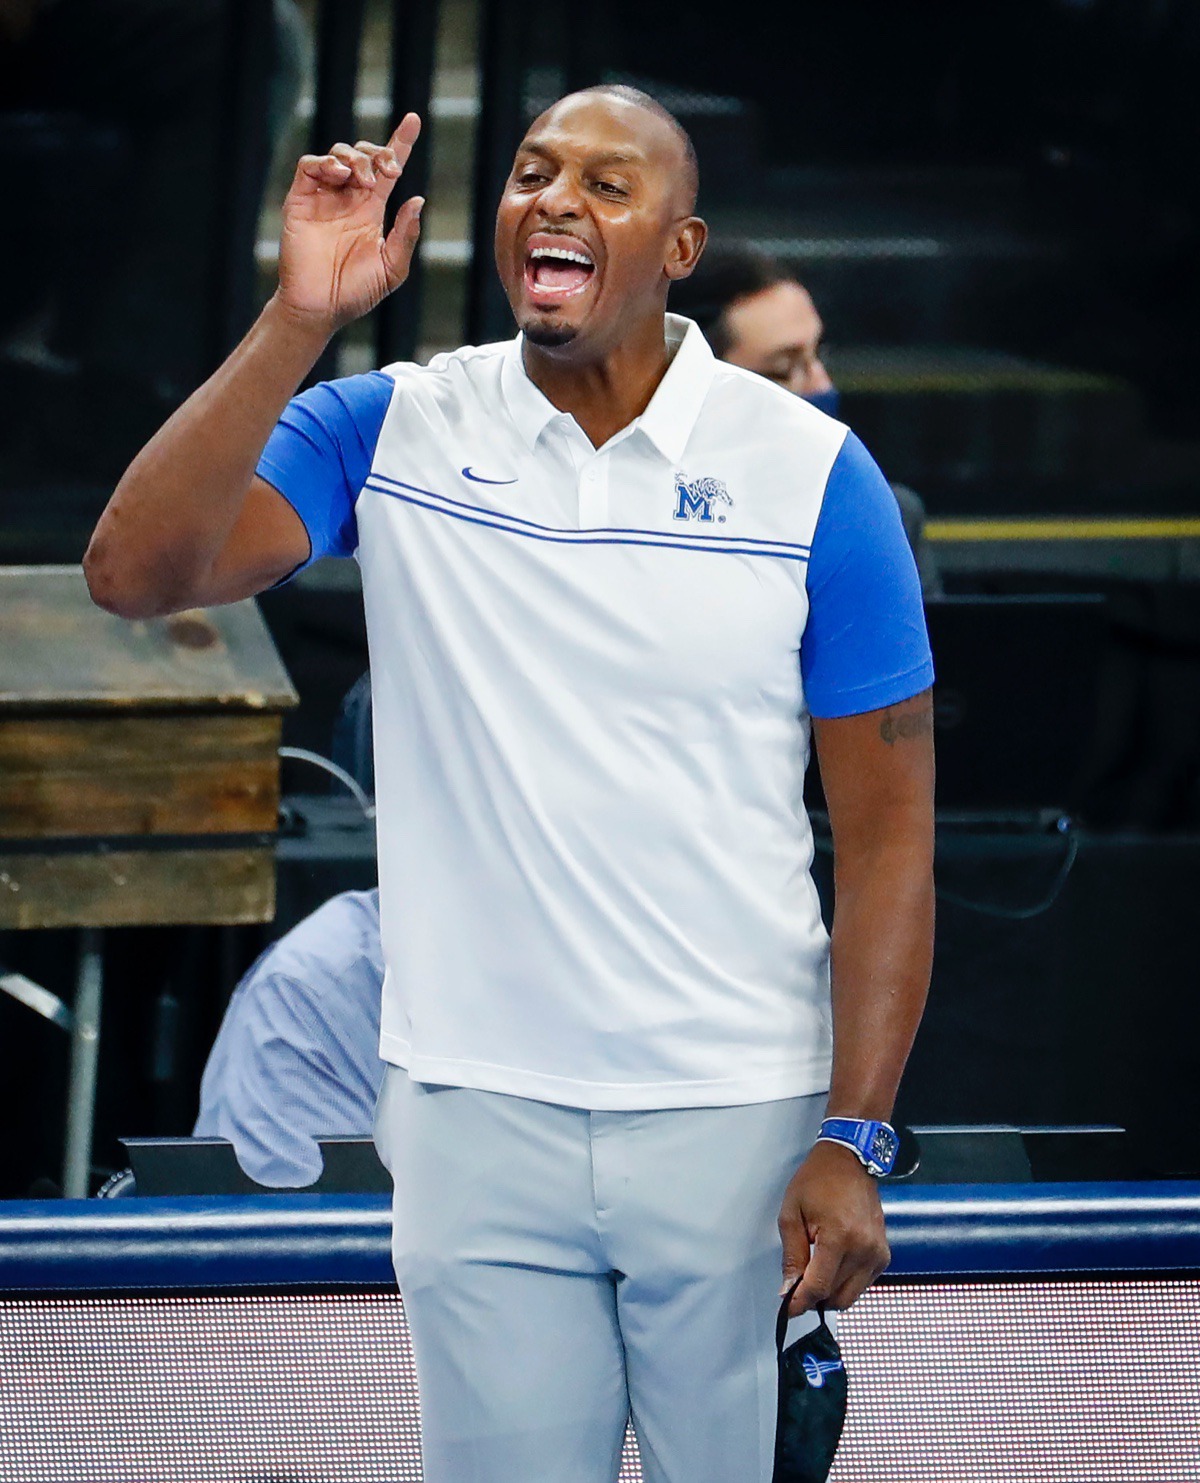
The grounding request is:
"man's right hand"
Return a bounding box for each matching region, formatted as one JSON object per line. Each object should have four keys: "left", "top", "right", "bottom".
{"left": 278, "top": 113, "right": 425, "bottom": 333}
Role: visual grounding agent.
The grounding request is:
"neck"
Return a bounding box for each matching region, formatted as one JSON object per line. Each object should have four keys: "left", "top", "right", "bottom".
{"left": 521, "top": 314, "right": 672, "bottom": 449}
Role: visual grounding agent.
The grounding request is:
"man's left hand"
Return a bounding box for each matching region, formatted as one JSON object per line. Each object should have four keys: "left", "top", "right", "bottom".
{"left": 778, "top": 1138, "right": 890, "bottom": 1316}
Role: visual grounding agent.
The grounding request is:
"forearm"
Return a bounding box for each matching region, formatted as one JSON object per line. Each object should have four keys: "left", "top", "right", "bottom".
{"left": 778, "top": 832, "right": 929, "bottom": 1313}
{"left": 825, "top": 826, "right": 934, "bottom": 1120}
{"left": 782, "top": 678, "right": 932, "bottom": 1312}
{"left": 84, "top": 295, "right": 331, "bottom": 618}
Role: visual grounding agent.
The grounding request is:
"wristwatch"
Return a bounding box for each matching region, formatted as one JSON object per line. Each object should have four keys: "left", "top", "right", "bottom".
{"left": 816, "top": 1117, "right": 899, "bottom": 1178}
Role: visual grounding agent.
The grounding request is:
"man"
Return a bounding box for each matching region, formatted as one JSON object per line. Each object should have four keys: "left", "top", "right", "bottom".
{"left": 85, "top": 86, "right": 934, "bottom": 1483}
{"left": 667, "top": 242, "right": 839, "bottom": 409}
{"left": 194, "top": 889, "right": 385, "bottom": 1188}
{"left": 670, "top": 242, "right": 941, "bottom": 594}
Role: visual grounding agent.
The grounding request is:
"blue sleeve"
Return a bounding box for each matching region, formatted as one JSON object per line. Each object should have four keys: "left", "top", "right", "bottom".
{"left": 255, "top": 370, "right": 394, "bottom": 572}
{"left": 801, "top": 431, "right": 934, "bottom": 718}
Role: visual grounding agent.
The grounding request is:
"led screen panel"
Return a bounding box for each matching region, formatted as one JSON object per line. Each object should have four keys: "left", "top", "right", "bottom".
{"left": 1, "top": 1279, "right": 1197, "bottom": 1481}
{"left": 830, "top": 1279, "right": 1200, "bottom": 1480}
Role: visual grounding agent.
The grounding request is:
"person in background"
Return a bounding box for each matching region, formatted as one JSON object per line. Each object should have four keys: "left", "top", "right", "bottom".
{"left": 194, "top": 889, "right": 384, "bottom": 1188}
{"left": 670, "top": 243, "right": 941, "bottom": 595}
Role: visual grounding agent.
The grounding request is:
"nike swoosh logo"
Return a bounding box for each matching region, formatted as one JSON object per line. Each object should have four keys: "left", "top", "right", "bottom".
{"left": 802, "top": 1355, "right": 844, "bottom": 1388}
{"left": 462, "top": 466, "right": 518, "bottom": 485}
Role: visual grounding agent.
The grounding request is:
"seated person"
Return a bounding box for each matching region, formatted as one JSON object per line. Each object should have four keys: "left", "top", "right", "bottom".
{"left": 670, "top": 243, "right": 941, "bottom": 595}
{"left": 194, "top": 888, "right": 384, "bottom": 1187}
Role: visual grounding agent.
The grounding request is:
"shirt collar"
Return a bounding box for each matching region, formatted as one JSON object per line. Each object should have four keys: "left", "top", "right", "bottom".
{"left": 500, "top": 314, "right": 716, "bottom": 463}
{"left": 635, "top": 314, "right": 716, "bottom": 464}
{"left": 500, "top": 335, "right": 564, "bottom": 451}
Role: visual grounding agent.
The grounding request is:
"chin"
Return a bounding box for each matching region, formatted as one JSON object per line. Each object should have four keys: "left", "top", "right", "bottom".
{"left": 520, "top": 316, "right": 578, "bottom": 349}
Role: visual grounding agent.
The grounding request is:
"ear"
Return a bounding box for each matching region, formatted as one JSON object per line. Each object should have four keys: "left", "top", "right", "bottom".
{"left": 665, "top": 216, "right": 708, "bottom": 282}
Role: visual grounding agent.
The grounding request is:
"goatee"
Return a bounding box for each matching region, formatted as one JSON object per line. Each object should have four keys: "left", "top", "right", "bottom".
{"left": 522, "top": 321, "right": 578, "bottom": 348}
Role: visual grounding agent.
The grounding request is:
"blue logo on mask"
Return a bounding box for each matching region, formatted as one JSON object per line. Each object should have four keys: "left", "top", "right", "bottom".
{"left": 802, "top": 1353, "right": 845, "bottom": 1389}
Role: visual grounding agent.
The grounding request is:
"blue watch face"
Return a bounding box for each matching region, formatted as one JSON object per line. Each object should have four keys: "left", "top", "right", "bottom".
{"left": 868, "top": 1125, "right": 899, "bottom": 1172}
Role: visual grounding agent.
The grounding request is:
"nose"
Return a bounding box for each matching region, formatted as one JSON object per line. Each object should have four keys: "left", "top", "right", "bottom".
{"left": 536, "top": 169, "right": 585, "bottom": 220}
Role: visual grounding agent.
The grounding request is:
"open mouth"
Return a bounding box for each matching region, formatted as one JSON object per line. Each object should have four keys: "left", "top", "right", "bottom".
{"left": 523, "top": 237, "right": 597, "bottom": 307}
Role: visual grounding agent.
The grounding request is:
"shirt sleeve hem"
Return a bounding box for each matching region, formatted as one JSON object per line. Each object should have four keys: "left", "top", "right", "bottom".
{"left": 255, "top": 467, "right": 318, "bottom": 587}
{"left": 807, "top": 660, "right": 935, "bottom": 720}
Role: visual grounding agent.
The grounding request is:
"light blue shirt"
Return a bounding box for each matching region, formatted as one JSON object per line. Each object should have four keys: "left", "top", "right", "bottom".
{"left": 194, "top": 890, "right": 384, "bottom": 1187}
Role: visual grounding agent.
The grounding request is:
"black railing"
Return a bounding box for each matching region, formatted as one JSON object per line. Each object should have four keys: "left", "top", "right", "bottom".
{"left": 374, "top": 0, "right": 438, "bottom": 366}
{"left": 307, "top": 0, "right": 438, "bottom": 382}
{"left": 211, "top": 0, "right": 278, "bottom": 374}
{"left": 466, "top": 0, "right": 527, "bottom": 345}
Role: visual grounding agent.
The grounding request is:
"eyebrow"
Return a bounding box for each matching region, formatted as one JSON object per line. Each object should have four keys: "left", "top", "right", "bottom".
{"left": 515, "top": 141, "right": 646, "bottom": 169}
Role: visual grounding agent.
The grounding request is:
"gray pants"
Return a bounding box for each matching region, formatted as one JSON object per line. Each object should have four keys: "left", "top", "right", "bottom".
{"left": 375, "top": 1067, "right": 826, "bottom": 1483}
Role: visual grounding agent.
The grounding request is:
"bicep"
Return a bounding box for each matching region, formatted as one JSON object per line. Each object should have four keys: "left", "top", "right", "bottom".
{"left": 806, "top": 430, "right": 937, "bottom": 848}
{"left": 802, "top": 431, "right": 935, "bottom": 845}
{"left": 802, "top": 432, "right": 933, "bottom": 720}
{"left": 196, "top": 370, "right": 393, "bottom": 605}
{"left": 199, "top": 476, "right": 314, "bottom": 605}
{"left": 813, "top": 691, "right": 935, "bottom": 855}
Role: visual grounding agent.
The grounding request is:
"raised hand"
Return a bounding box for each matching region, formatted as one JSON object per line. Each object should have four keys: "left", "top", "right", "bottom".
{"left": 277, "top": 113, "right": 424, "bottom": 332}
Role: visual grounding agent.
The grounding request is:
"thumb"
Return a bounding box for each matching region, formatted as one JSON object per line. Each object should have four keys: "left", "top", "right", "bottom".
{"left": 381, "top": 196, "right": 424, "bottom": 289}
{"left": 779, "top": 1222, "right": 811, "bottom": 1299}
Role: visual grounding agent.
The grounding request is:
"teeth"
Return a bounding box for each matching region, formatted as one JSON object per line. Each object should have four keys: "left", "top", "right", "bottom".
{"left": 530, "top": 246, "right": 594, "bottom": 267}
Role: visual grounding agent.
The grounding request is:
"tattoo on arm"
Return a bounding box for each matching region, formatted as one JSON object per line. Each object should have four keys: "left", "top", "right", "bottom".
{"left": 879, "top": 699, "right": 934, "bottom": 746}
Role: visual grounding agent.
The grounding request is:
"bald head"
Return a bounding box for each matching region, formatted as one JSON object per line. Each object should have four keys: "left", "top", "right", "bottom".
{"left": 542, "top": 84, "right": 699, "bottom": 215}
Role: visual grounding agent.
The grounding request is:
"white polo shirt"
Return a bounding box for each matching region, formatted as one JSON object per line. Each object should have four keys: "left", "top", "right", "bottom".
{"left": 259, "top": 315, "right": 932, "bottom": 1109}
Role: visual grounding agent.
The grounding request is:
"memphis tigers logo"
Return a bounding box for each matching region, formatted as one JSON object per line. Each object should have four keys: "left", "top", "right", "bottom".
{"left": 673, "top": 472, "right": 732, "bottom": 523}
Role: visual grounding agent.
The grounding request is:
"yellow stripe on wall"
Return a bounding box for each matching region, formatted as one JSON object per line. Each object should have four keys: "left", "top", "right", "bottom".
{"left": 926, "top": 518, "right": 1200, "bottom": 542}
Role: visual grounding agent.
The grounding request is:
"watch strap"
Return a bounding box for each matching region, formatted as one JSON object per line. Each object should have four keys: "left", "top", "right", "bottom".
{"left": 816, "top": 1117, "right": 898, "bottom": 1177}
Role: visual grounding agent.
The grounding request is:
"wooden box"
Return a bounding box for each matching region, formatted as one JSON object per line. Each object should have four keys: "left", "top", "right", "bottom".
{"left": 0, "top": 567, "right": 297, "bottom": 929}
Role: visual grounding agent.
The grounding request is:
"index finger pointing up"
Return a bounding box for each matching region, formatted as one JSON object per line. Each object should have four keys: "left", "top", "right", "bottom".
{"left": 386, "top": 112, "right": 422, "bottom": 173}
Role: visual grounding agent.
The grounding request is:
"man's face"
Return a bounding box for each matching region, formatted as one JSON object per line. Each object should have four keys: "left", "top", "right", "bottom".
{"left": 494, "top": 93, "right": 704, "bottom": 353}
{"left": 720, "top": 281, "right": 832, "bottom": 397}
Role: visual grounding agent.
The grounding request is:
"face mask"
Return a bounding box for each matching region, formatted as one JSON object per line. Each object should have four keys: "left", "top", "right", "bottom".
{"left": 802, "top": 387, "right": 841, "bottom": 418}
